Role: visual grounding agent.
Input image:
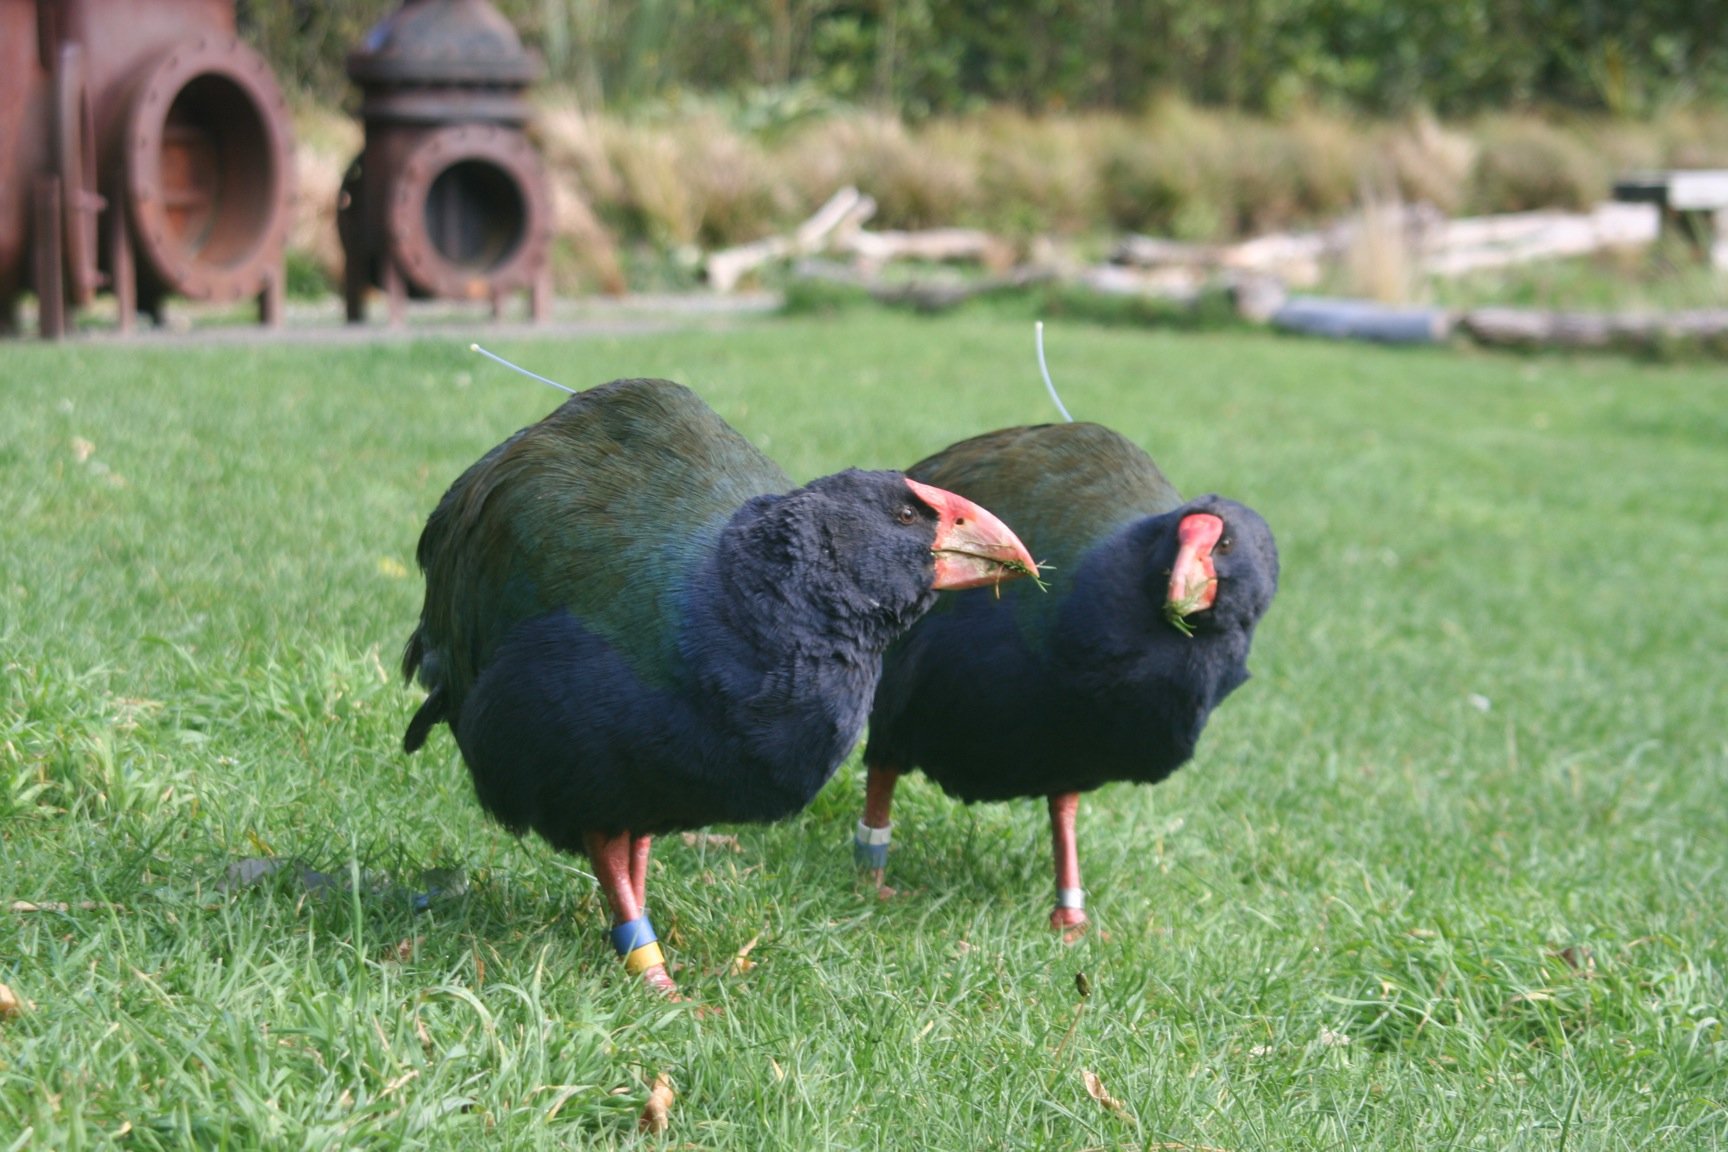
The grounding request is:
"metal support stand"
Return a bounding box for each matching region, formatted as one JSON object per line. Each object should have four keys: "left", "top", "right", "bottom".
{"left": 33, "top": 176, "right": 65, "bottom": 339}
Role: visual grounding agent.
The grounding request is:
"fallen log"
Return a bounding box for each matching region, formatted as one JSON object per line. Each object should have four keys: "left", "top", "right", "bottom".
{"left": 1111, "top": 236, "right": 1223, "bottom": 268}
{"left": 1421, "top": 203, "right": 1657, "bottom": 277}
{"left": 1463, "top": 306, "right": 1728, "bottom": 349}
{"left": 705, "top": 187, "right": 877, "bottom": 292}
{"left": 1114, "top": 228, "right": 1337, "bottom": 286}
{"left": 1114, "top": 202, "right": 1661, "bottom": 286}
{"left": 837, "top": 227, "right": 1016, "bottom": 271}
{"left": 791, "top": 259, "right": 1055, "bottom": 312}
{"left": 1073, "top": 264, "right": 1206, "bottom": 302}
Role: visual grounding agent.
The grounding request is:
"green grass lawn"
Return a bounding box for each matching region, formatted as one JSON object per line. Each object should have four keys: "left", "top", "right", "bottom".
{"left": 2, "top": 314, "right": 1725, "bottom": 1150}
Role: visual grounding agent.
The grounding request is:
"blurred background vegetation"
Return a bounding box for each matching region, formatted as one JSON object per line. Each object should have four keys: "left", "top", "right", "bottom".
{"left": 259, "top": 0, "right": 1728, "bottom": 304}
{"left": 244, "top": 0, "right": 1727, "bottom": 118}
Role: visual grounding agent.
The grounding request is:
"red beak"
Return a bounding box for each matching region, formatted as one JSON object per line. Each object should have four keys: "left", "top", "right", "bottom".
{"left": 905, "top": 477, "right": 1039, "bottom": 591}
{"left": 1167, "top": 512, "right": 1223, "bottom": 620}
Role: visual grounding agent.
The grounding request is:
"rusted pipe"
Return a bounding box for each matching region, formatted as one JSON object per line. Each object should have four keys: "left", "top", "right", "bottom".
{"left": 1, "top": 0, "right": 295, "bottom": 336}
{"left": 340, "top": 0, "right": 552, "bottom": 324}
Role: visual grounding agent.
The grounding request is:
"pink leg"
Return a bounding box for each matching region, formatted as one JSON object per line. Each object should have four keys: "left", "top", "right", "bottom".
{"left": 584, "top": 829, "right": 678, "bottom": 996}
{"left": 1048, "top": 792, "right": 1089, "bottom": 939}
{"left": 859, "top": 765, "right": 901, "bottom": 888}
{"left": 630, "top": 834, "right": 652, "bottom": 911}
{"left": 863, "top": 766, "right": 900, "bottom": 830}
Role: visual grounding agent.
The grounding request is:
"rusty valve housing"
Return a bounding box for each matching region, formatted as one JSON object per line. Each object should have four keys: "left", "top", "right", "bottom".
{"left": 1, "top": 0, "right": 295, "bottom": 337}
{"left": 340, "top": 0, "right": 552, "bottom": 324}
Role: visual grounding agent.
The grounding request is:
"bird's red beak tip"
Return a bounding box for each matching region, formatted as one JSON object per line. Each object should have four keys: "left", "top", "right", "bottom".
{"left": 1167, "top": 512, "right": 1223, "bottom": 618}
{"left": 905, "top": 477, "right": 1038, "bottom": 591}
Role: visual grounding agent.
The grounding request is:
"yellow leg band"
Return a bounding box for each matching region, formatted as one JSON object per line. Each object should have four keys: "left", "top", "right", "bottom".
{"left": 624, "top": 941, "right": 666, "bottom": 975}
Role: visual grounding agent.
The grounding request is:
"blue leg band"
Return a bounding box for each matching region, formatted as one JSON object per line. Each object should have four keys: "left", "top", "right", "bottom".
{"left": 610, "top": 914, "right": 658, "bottom": 955}
{"left": 610, "top": 914, "right": 665, "bottom": 974}
{"left": 854, "top": 821, "right": 891, "bottom": 869}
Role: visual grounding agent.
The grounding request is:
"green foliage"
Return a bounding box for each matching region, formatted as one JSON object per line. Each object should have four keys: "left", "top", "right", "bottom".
{"left": 245, "top": 0, "right": 1728, "bottom": 118}
{"left": 284, "top": 249, "right": 337, "bottom": 301}
{"left": 1, "top": 319, "right": 1726, "bottom": 1147}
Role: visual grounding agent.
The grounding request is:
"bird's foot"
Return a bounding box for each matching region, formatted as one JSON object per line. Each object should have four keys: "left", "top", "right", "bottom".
{"left": 639, "top": 963, "right": 683, "bottom": 999}
{"left": 1050, "top": 905, "right": 1090, "bottom": 943}
{"left": 860, "top": 866, "right": 900, "bottom": 901}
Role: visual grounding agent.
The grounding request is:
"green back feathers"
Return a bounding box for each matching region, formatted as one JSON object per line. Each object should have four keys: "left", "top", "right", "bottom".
{"left": 414, "top": 378, "right": 790, "bottom": 701}
{"left": 907, "top": 422, "right": 1181, "bottom": 631}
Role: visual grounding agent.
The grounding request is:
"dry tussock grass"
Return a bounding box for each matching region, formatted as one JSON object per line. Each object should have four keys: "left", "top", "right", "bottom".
{"left": 290, "top": 100, "right": 1728, "bottom": 293}
{"left": 972, "top": 110, "right": 1112, "bottom": 236}
{"left": 1384, "top": 112, "right": 1477, "bottom": 215}
{"left": 1344, "top": 184, "right": 1417, "bottom": 304}
{"left": 781, "top": 114, "right": 981, "bottom": 229}
{"left": 1470, "top": 114, "right": 1606, "bottom": 212}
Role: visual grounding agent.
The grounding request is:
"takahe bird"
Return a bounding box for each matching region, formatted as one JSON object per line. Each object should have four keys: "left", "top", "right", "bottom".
{"left": 858, "top": 421, "right": 1278, "bottom": 935}
{"left": 400, "top": 377, "right": 1037, "bottom": 993}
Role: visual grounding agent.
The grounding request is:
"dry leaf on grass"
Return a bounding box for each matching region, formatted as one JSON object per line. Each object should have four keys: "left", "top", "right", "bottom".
{"left": 10, "top": 901, "right": 125, "bottom": 913}
{"left": 414, "top": 1012, "right": 433, "bottom": 1054}
{"left": 1081, "top": 1069, "right": 1127, "bottom": 1114}
{"left": 639, "top": 1073, "right": 676, "bottom": 1133}
{"left": 0, "top": 983, "right": 22, "bottom": 1019}
{"left": 1549, "top": 945, "right": 1597, "bottom": 975}
{"left": 731, "top": 933, "right": 761, "bottom": 975}
{"left": 381, "top": 1070, "right": 419, "bottom": 1098}
{"left": 679, "top": 832, "right": 742, "bottom": 852}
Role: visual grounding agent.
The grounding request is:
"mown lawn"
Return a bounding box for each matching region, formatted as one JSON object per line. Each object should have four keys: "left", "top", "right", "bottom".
{"left": 1, "top": 313, "right": 1724, "bottom": 1150}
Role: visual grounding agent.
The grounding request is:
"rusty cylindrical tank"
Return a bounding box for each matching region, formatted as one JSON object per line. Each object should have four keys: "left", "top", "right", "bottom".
{"left": 340, "top": 0, "right": 552, "bottom": 324}
{"left": 0, "top": 1, "right": 52, "bottom": 333}
{"left": 0, "top": 0, "right": 296, "bottom": 337}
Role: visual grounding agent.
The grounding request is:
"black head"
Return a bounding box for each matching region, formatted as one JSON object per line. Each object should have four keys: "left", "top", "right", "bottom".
{"left": 768, "top": 468, "right": 1038, "bottom": 636}
{"left": 1157, "top": 494, "right": 1279, "bottom": 637}
{"left": 794, "top": 469, "right": 945, "bottom": 620}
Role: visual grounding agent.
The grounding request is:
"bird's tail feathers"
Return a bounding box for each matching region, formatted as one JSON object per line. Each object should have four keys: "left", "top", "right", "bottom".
{"left": 401, "top": 628, "right": 449, "bottom": 753}
{"left": 403, "top": 684, "right": 447, "bottom": 754}
{"left": 401, "top": 629, "right": 425, "bottom": 684}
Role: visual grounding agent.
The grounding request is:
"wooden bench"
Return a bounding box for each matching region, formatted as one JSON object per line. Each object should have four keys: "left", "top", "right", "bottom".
{"left": 1613, "top": 170, "right": 1728, "bottom": 268}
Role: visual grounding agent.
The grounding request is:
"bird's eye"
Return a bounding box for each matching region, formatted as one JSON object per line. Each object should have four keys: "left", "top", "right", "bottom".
{"left": 1216, "top": 534, "right": 1234, "bottom": 555}
{"left": 895, "top": 505, "right": 918, "bottom": 526}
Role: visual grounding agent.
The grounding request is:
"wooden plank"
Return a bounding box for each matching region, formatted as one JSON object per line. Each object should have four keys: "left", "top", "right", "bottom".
{"left": 1613, "top": 169, "right": 1728, "bottom": 210}
{"left": 1666, "top": 171, "right": 1728, "bottom": 211}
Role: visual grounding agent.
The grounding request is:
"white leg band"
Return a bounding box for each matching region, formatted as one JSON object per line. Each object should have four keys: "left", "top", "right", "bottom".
{"left": 855, "top": 822, "right": 892, "bottom": 846}
{"left": 854, "top": 821, "right": 892, "bottom": 868}
{"left": 1056, "top": 887, "right": 1086, "bottom": 910}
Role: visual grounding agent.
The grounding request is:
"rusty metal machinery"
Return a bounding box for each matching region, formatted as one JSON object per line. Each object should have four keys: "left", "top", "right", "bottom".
{"left": 0, "top": 0, "right": 296, "bottom": 338}
{"left": 340, "top": 0, "right": 553, "bottom": 324}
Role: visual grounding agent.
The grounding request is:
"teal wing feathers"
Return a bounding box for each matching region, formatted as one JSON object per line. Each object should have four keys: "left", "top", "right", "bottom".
{"left": 410, "top": 378, "right": 790, "bottom": 713}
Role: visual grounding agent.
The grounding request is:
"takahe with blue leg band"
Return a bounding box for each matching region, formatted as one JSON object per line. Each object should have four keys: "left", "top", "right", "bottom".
{"left": 860, "top": 422, "right": 1278, "bottom": 938}
{"left": 401, "top": 377, "right": 1038, "bottom": 994}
